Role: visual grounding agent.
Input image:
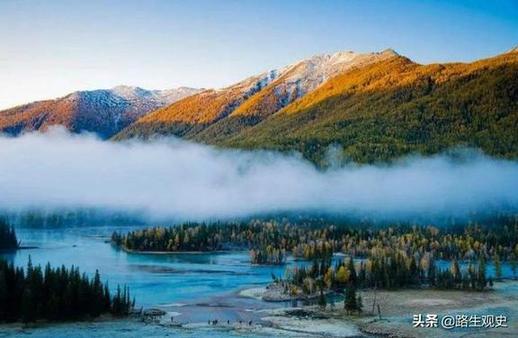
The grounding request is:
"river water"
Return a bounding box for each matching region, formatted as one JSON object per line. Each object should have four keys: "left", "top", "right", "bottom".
{"left": 0, "top": 223, "right": 515, "bottom": 337}
{"left": 0, "top": 224, "right": 317, "bottom": 337}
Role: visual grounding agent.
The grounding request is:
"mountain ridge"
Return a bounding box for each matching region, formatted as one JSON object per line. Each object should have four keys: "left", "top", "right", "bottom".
{"left": 220, "top": 50, "right": 518, "bottom": 163}
{"left": 0, "top": 86, "right": 201, "bottom": 138}
{"left": 115, "top": 47, "right": 518, "bottom": 164}
{"left": 2, "top": 46, "right": 517, "bottom": 165}
{"left": 115, "top": 49, "right": 401, "bottom": 141}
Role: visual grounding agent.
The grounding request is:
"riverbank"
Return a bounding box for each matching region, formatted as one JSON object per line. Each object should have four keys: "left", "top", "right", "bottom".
{"left": 4, "top": 224, "right": 518, "bottom": 338}
{"left": 238, "top": 280, "right": 518, "bottom": 337}
{"left": 354, "top": 280, "right": 518, "bottom": 337}
{"left": 238, "top": 282, "right": 332, "bottom": 302}
{"left": 2, "top": 280, "right": 517, "bottom": 337}
{"left": 114, "top": 245, "right": 235, "bottom": 255}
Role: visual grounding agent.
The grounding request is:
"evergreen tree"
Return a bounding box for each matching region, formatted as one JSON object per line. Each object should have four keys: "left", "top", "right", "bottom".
{"left": 347, "top": 258, "right": 357, "bottom": 287}
{"left": 0, "top": 219, "right": 19, "bottom": 250}
{"left": 356, "top": 294, "right": 363, "bottom": 314}
{"left": 493, "top": 255, "right": 502, "bottom": 280}
{"left": 0, "top": 258, "right": 134, "bottom": 323}
{"left": 318, "top": 286, "right": 327, "bottom": 309}
{"left": 344, "top": 286, "right": 357, "bottom": 314}
{"left": 478, "top": 256, "right": 487, "bottom": 290}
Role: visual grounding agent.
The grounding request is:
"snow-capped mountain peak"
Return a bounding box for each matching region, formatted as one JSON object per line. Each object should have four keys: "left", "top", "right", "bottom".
{"left": 228, "top": 48, "right": 400, "bottom": 118}
{"left": 1, "top": 86, "right": 202, "bottom": 139}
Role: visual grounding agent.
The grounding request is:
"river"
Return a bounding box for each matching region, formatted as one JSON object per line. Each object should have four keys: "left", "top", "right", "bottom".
{"left": 0, "top": 223, "right": 316, "bottom": 337}
{"left": 0, "top": 223, "right": 515, "bottom": 337}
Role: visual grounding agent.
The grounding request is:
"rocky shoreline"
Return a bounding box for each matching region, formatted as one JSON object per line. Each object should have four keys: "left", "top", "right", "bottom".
{"left": 4, "top": 280, "right": 517, "bottom": 337}
{"left": 236, "top": 280, "right": 518, "bottom": 337}
{"left": 239, "top": 282, "right": 332, "bottom": 302}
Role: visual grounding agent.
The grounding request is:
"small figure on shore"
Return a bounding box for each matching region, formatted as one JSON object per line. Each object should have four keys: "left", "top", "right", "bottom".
{"left": 227, "top": 320, "right": 230, "bottom": 325}
{"left": 248, "top": 320, "right": 252, "bottom": 326}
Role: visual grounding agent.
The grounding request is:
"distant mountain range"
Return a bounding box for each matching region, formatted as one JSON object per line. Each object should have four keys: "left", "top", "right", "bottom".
{"left": 115, "top": 49, "right": 398, "bottom": 142}
{"left": 0, "top": 86, "right": 201, "bottom": 138}
{"left": 2, "top": 47, "right": 517, "bottom": 163}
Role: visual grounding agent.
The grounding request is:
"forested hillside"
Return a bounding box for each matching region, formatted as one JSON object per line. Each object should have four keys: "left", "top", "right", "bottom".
{"left": 115, "top": 49, "right": 518, "bottom": 164}
{"left": 223, "top": 51, "right": 518, "bottom": 163}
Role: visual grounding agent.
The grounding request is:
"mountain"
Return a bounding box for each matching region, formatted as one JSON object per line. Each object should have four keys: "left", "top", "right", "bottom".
{"left": 0, "top": 86, "right": 201, "bottom": 138}
{"left": 116, "top": 48, "right": 518, "bottom": 164}
{"left": 222, "top": 50, "right": 518, "bottom": 164}
{"left": 115, "top": 71, "right": 283, "bottom": 139}
{"left": 5, "top": 47, "right": 517, "bottom": 165}
{"left": 114, "top": 49, "right": 398, "bottom": 141}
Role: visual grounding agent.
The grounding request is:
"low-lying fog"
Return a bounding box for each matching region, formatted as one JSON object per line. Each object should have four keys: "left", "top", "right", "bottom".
{"left": 0, "top": 128, "right": 517, "bottom": 221}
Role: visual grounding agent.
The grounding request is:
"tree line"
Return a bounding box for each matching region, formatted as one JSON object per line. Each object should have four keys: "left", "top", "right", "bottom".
{"left": 0, "top": 219, "right": 19, "bottom": 250}
{"left": 280, "top": 253, "right": 491, "bottom": 313}
{"left": 0, "top": 257, "right": 134, "bottom": 323}
{"left": 112, "top": 216, "right": 518, "bottom": 266}
{"left": 286, "top": 253, "right": 490, "bottom": 293}
{"left": 249, "top": 245, "right": 286, "bottom": 265}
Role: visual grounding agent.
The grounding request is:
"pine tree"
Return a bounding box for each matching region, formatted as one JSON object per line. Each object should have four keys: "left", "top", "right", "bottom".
{"left": 493, "top": 255, "right": 502, "bottom": 280}
{"left": 356, "top": 294, "right": 363, "bottom": 314}
{"left": 347, "top": 258, "right": 357, "bottom": 287}
{"left": 450, "top": 259, "right": 461, "bottom": 285}
{"left": 344, "top": 286, "right": 357, "bottom": 314}
{"left": 0, "top": 258, "right": 134, "bottom": 323}
{"left": 0, "top": 270, "right": 7, "bottom": 321}
{"left": 318, "top": 286, "right": 327, "bottom": 309}
{"left": 21, "top": 289, "right": 35, "bottom": 323}
{"left": 0, "top": 219, "right": 19, "bottom": 250}
{"left": 478, "top": 256, "right": 487, "bottom": 290}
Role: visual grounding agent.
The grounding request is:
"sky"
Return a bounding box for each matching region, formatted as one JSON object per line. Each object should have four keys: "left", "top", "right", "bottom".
{"left": 0, "top": 0, "right": 517, "bottom": 109}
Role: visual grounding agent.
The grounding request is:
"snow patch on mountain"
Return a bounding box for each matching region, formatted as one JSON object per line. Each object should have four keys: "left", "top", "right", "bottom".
{"left": 1, "top": 86, "right": 201, "bottom": 139}
{"left": 225, "top": 48, "right": 400, "bottom": 118}
{"left": 275, "top": 49, "right": 399, "bottom": 104}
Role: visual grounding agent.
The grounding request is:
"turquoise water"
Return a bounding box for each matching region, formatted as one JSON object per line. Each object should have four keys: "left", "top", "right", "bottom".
{"left": 1, "top": 224, "right": 296, "bottom": 307}
{"left": 0, "top": 224, "right": 515, "bottom": 337}
{"left": 0, "top": 224, "right": 309, "bottom": 337}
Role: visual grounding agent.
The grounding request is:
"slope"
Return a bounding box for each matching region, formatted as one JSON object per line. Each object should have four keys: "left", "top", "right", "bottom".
{"left": 114, "top": 49, "right": 399, "bottom": 141}
{"left": 113, "top": 71, "right": 282, "bottom": 140}
{"left": 0, "top": 86, "right": 200, "bottom": 138}
{"left": 220, "top": 51, "right": 518, "bottom": 164}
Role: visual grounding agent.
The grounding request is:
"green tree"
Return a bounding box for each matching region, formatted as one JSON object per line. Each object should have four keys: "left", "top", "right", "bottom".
{"left": 356, "top": 294, "right": 363, "bottom": 314}
{"left": 318, "top": 287, "right": 327, "bottom": 309}
{"left": 344, "top": 286, "right": 357, "bottom": 314}
{"left": 493, "top": 255, "right": 502, "bottom": 280}
{"left": 478, "top": 256, "right": 487, "bottom": 290}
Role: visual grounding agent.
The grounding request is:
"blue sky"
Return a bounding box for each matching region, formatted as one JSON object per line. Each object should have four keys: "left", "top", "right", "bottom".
{"left": 0, "top": 0, "right": 517, "bottom": 109}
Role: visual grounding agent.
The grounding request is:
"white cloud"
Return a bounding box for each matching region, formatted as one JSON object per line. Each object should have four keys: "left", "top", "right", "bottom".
{"left": 0, "top": 128, "right": 517, "bottom": 221}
